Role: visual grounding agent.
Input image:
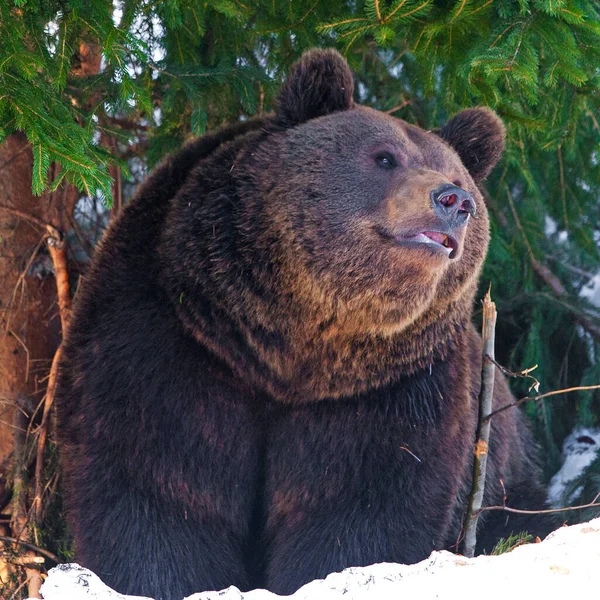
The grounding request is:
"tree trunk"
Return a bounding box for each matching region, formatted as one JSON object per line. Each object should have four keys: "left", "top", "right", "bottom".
{"left": 0, "top": 134, "right": 62, "bottom": 483}
{"left": 0, "top": 32, "right": 103, "bottom": 595}
{"left": 0, "top": 134, "right": 65, "bottom": 595}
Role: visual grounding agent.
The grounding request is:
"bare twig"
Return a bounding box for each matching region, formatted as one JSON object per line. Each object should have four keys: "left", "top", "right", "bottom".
{"left": 486, "top": 355, "right": 539, "bottom": 393}
{"left": 505, "top": 184, "right": 535, "bottom": 263}
{"left": 10, "top": 399, "right": 44, "bottom": 598}
{"left": 7, "top": 556, "right": 45, "bottom": 566}
{"left": 65, "top": 209, "right": 93, "bottom": 258}
{"left": 7, "top": 330, "right": 30, "bottom": 384}
{"left": 3, "top": 235, "right": 46, "bottom": 331}
{"left": 386, "top": 99, "right": 412, "bottom": 115}
{"left": 485, "top": 384, "right": 600, "bottom": 422}
{"left": 0, "top": 536, "right": 60, "bottom": 564}
{"left": 463, "top": 289, "right": 497, "bottom": 558}
{"left": 0, "top": 203, "right": 48, "bottom": 230}
{"left": 532, "top": 263, "right": 600, "bottom": 339}
{"left": 475, "top": 492, "right": 600, "bottom": 517}
{"left": 32, "top": 348, "right": 62, "bottom": 523}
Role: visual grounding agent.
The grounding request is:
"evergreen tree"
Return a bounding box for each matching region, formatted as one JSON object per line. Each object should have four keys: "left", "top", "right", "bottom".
{"left": 0, "top": 1, "right": 599, "bottom": 596}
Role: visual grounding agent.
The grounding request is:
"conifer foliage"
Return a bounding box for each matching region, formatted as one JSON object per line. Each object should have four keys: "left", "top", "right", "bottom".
{"left": 0, "top": 0, "right": 599, "bottom": 595}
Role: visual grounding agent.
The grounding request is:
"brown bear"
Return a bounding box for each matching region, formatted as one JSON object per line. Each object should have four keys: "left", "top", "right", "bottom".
{"left": 56, "top": 49, "right": 554, "bottom": 600}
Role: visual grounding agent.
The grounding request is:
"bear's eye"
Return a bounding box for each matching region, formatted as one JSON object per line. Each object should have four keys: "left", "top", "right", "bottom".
{"left": 375, "top": 152, "right": 397, "bottom": 170}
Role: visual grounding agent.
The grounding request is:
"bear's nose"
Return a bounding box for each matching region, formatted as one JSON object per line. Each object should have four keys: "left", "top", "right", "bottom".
{"left": 430, "top": 183, "right": 476, "bottom": 225}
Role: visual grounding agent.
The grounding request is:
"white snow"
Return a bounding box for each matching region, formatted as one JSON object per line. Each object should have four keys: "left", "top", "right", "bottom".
{"left": 35, "top": 517, "right": 600, "bottom": 600}
{"left": 581, "top": 271, "right": 600, "bottom": 308}
{"left": 548, "top": 427, "right": 600, "bottom": 507}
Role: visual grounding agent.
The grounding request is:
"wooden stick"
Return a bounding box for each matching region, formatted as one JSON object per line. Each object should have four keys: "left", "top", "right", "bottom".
{"left": 10, "top": 402, "right": 44, "bottom": 598}
{"left": 33, "top": 228, "right": 71, "bottom": 523}
{"left": 475, "top": 492, "right": 600, "bottom": 517}
{"left": 463, "top": 288, "right": 497, "bottom": 558}
{"left": 32, "top": 347, "right": 62, "bottom": 523}
{"left": 485, "top": 384, "right": 600, "bottom": 422}
{"left": 0, "top": 203, "right": 49, "bottom": 230}
{"left": 0, "top": 535, "right": 61, "bottom": 564}
{"left": 45, "top": 226, "right": 72, "bottom": 335}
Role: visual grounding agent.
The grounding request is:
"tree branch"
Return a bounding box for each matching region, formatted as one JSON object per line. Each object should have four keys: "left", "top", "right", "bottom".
{"left": 45, "top": 230, "right": 72, "bottom": 335}
{"left": 463, "top": 289, "right": 497, "bottom": 558}
{"left": 33, "top": 232, "right": 71, "bottom": 524}
{"left": 475, "top": 493, "right": 600, "bottom": 518}
{"left": 0, "top": 535, "right": 61, "bottom": 564}
{"left": 0, "top": 203, "right": 49, "bottom": 230}
{"left": 505, "top": 184, "right": 600, "bottom": 340}
{"left": 484, "top": 385, "right": 600, "bottom": 422}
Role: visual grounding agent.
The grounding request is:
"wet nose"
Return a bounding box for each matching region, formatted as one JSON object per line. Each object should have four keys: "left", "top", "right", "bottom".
{"left": 430, "top": 183, "right": 476, "bottom": 225}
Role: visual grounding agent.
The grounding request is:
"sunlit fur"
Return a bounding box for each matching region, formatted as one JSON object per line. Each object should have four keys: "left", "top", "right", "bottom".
{"left": 56, "top": 50, "right": 555, "bottom": 599}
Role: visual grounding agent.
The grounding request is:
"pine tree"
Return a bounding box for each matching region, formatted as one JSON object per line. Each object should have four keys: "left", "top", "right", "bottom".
{"left": 0, "top": 1, "right": 599, "bottom": 596}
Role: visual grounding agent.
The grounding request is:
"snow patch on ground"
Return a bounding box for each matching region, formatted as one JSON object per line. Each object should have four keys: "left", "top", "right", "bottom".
{"left": 36, "top": 518, "right": 600, "bottom": 600}
{"left": 548, "top": 427, "right": 600, "bottom": 507}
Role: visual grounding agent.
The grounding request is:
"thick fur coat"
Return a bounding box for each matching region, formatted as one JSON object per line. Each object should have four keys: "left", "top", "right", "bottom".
{"left": 57, "top": 49, "right": 554, "bottom": 599}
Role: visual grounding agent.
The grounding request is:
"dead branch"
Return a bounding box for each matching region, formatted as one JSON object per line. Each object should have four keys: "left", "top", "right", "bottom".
{"left": 505, "top": 185, "right": 600, "bottom": 340}
{"left": 32, "top": 225, "right": 71, "bottom": 525}
{"left": 32, "top": 347, "right": 62, "bottom": 523}
{"left": 3, "top": 235, "right": 46, "bottom": 332}
{"left": 485, "top": 356, "right": 539, "bottom": 393}
{"left": 386, "top": 98, "right": 412, "bottom": 115}
{"left": 484, "top": 384, "right": 600, "bottom": 422}
{"left": 0, "top": 203, "right": 48, "bottom": 230}
{"left": 2, "top": 206, "right": 72, "bottom": 534}
{"left": 463, "top": 289, "right": 497, "bottom": 558}
{"left": 44, "top": 228, "right": 71, "bottom": 335}
{"left": 7, "top": 331, "right": 30, "bottom": 384}
{"left": 10, "top": 398, "right": 43, "bottom": 598}
{"left": 65, "top": 210, "right": 94, "bottom": 258}
{"left": 7, "top": 555, "right": 45, "bottom": 566}
{"left": 0, "top": 536, "right": 60, "bottom": 564}
{"left": 475, "top": 492, "right": 600, "bottom": 518}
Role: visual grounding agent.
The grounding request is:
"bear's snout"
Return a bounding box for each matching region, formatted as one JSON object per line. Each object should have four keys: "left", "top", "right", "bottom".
{"left": 430, "top": 183, "right": 476, "bottom": 227}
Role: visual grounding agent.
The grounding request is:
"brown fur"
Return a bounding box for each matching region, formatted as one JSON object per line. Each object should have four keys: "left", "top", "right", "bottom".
{"left": 164, "top": 104, "right": 491, "bottom": 403}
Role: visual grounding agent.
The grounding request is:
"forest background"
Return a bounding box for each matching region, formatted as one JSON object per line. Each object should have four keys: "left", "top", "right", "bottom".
{"left": 0, "top": 0, "right": 599, "bottom": 597}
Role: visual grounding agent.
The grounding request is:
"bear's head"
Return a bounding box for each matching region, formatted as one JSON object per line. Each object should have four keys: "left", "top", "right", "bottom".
{"left": 163, "top": 49, "right": 505, "bottom": 400}
{"left": 249, "top": 49, "right": 503, "bottom": 331}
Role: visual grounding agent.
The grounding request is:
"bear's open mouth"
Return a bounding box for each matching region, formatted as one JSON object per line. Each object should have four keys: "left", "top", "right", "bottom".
{"left": 396, "top": 231, "right": 459, "bottom": 258}
{"left": 373, "top": 225, "right": 462, "bottom": 259}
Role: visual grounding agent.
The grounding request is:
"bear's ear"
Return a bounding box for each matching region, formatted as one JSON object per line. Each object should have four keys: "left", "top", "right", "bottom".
{"left": 439, "top": 107, "right": 506, "bottom": 183}
{"left": 274, "top": 48, "right": 354, "bottom": 128}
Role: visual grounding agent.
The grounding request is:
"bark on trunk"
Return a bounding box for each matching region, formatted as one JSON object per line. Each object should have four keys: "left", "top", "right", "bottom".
{"left": 0, "top": 134, "right": 62, "bottom": 481}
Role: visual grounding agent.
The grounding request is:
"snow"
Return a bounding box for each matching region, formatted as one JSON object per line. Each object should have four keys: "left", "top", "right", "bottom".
{"left": 581, "top": 272, "right": 600, "bottom": 308}
{"left": 548, "top": 427, "right": 600, "bottom": 507}
{"left": 35, "top": 517, "right": 600, "bottom": 600}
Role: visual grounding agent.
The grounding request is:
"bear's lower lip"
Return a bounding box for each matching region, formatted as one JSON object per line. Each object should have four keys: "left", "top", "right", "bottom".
{"left": 395, "top": 232, "right": 459, "bottom": 258}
